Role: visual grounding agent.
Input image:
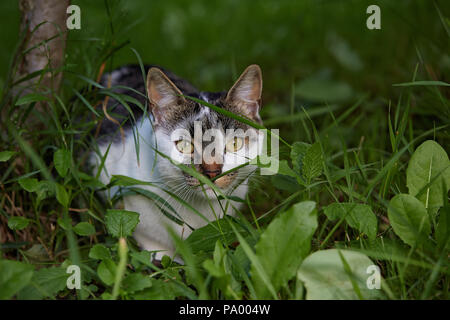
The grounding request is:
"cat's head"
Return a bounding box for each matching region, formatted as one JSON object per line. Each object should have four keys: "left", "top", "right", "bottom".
{"left": 146, "top": 65, "right": 264, "bottom": 199}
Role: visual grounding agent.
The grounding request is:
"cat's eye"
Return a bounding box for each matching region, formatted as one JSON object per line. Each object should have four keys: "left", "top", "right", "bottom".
{"left": 175, "top": 140, "right": 194, "bottom": 154}
{"left": 226, "top": 137, "right": 244, "bottom": 153}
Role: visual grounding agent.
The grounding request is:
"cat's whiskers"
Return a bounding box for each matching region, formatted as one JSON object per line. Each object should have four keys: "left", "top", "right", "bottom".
{"left": 157, "top": 178, "right": 193, "bottom": 215}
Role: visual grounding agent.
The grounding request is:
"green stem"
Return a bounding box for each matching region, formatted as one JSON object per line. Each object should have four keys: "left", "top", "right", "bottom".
{"left": 112, "top": 238, "right": 128, "bottom": 300}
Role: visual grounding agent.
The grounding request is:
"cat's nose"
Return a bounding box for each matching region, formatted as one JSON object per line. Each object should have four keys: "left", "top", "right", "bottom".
{"left": 201, "top": 162, "right": 222, "bottom": 179}
{"left": 203, "top": 169, "right": 221, "bottom": 179}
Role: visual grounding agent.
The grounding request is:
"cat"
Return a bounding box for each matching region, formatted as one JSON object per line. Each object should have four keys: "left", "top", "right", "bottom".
{"left": 90, "top": 64, "right": 263, "bottom": 263}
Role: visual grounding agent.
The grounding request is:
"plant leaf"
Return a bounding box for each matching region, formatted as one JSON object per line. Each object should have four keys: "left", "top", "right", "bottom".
{"left": 18, "top": 178, "right": 39, "bottom": 192}
{"left": 297, "top": 249, "right": 384, "bottom": 299}
{"left": 130, "top": 250, "right": 154, "bottom": 268}
{"left": 122, "top": 273, "right": 152, "bottom": 293}
{"left": 186, "top": 217, "right": 246, "bottom": 253}
{"left": 55, "top": 183, "right": 69, "bottom": 208}
{"left": 15, "top": 93, "right": 48, "bottom": 106}
{"left": 324, "top": 203, "right": 378, "bottom": 240}
{"left": 18, "top": 267, "right": 69, "bottom": 299}
{"left": 290, "top": 142, "right": 311, "bottom": 173}
{"left": 73, "top": 222, "right": 96, "bottom": 236}
{"left": 89, "top": 244, "right": 111, "bottom": 260}
{"left": 406, "top": 140, "right": 450, "bottom": 215}
{"left": 97, "top": 259, "right": 116, "bottom": 286}
{"left": 302, "top": 142, "right": 323, "bottom": 183}
{"left": 105, "top": 209, "right": 140, "bottom": 238}
{"left": 251, "top": 201, "right": 318, "bottom": 298}
{"left": 7, "top": 216, "right": 31, "bottom": 230}
{"left": 54, "top": 149, "right": 71, "bottom": 178}
{"left": 388, "top": 194, "right": 431, "bottom": 246}
{"left": 0, "top": 151, "right": 16, "bottom": 162}
{"left": 130, "top": 278, "right": 176, "bottom": 300}
{"left": 0, "top": 260, "right": 34, "bottom": 299}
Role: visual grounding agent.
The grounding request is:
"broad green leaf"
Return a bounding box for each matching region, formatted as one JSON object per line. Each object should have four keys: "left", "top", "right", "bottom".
{"left": 289, "top": 141, "right": 323, "bottom": 184}
{"left": 97, "top": 259, "right": 116, "bottom": 286}
{"left": 73, "top": 222, "right": 96, "bottom": 236}
{"left": 297, "top": 249, "right": 384, "bottom": 300}
{"left": 0, "top": 151, "right": 15, "bottom": 162}
{"left": 324, "top": 203, "right": 378, "bottom": 240}
{"left": 302, "top": 142, "right": 323, "bottom": 183}
{"left": 406, "top": 140, "right": 450, "bottom": 215}
{"left": 122, "top": 273, "right": 152, "bottom": 293}
{"left": 388, "top": 194, "right": 431, "bottom": 246}
{"left": 7, "top": 216, "right": 31, "bottom": 230}
{"left": 290, "top": 142, "right": 311, "bottom": 172}
{"left": 105, "top": 209, "right": 140, "bottom": 238}
{"left": 18, "top": 267, "right": 69, "bottom": 299}
{"left": 54, "top": 149, "right": 71, "bottom": 178}
{"left": 185, "top": 218, "right": 246, "bottom": 253}
{"left": 18, "top": 178, "right": 39, "bottom": 192}
{"left": 15, "top": 93, "right": 48, "bottom": 106}
{"left": 0, "top": 260, "right": 34, "bottom": 299}
{"left": 55, "top": 183, "right": 69, "bottom": 208}
{"left": 89, "top": 244, "right": 111, "bottom": 260}
{"left": 252, "top": 201, "right": 318, "bottom": 298}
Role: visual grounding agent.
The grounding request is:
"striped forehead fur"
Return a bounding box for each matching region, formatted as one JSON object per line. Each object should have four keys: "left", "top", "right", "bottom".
{"left": 159, "top": 96, "right": 250, "bottom": 136}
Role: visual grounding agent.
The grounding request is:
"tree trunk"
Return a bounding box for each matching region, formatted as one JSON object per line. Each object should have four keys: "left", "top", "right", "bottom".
{"left": 15, "top": 0, "right": 70, "bottom": 97}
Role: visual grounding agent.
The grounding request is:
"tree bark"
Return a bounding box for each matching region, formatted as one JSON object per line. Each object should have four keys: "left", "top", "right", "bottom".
{"left": 15, "top": 0, "right": 70, "bottom": 97}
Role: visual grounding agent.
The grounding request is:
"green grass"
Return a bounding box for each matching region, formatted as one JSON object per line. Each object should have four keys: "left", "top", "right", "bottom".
{"left": 0, "top": 0, "right": 449, "bottom": 300}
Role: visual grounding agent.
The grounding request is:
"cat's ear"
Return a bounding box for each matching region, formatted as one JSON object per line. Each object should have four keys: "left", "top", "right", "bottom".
{"left": 147, "top": 67, "right": 185, "bottom": 124}
{"left": 226, "top": 64, "right": 262, "bottom": 122}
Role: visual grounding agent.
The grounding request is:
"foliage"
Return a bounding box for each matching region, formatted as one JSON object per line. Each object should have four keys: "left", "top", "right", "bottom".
{"left": 0, "top": 0, "right": 449, "bottom": 300}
